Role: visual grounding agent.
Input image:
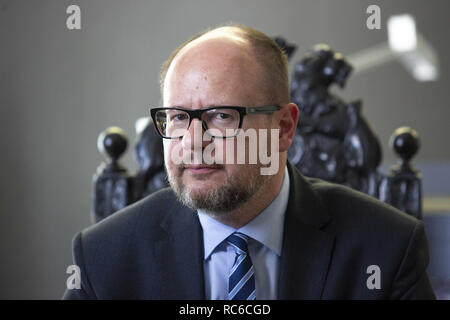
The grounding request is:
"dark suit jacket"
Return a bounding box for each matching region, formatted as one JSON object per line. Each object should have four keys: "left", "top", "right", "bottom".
{"left": 63, "top": 162, "right": 435, "bottom": 299}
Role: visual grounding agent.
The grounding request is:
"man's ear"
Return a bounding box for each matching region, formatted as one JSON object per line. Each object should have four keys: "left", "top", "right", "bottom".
{"left": 277, "top": 103, "right": 299, "bottom": 152}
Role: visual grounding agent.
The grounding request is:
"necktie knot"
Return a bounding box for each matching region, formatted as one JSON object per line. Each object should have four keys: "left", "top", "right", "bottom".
{"left": 226, "top": 232, "right": 249, "bottom": 255}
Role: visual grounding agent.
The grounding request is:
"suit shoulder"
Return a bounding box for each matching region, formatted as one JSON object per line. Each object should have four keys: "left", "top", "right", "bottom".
{"left": 79, "top": 187, "right": 177, "bottom": 248}
{"left": 300, "top": 177, "right": 433, "bottom": 299}
{"left": 305, "top": 177, "right": 420, "bottom": 234}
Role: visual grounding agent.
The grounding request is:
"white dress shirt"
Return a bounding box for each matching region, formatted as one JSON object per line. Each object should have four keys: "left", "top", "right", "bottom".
{"left": 197, "top": 166, "right": 290, "bottom": 299}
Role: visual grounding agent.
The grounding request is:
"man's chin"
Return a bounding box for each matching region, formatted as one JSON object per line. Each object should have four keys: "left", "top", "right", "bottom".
{"left": 183, "top": 185, "right": 219, "bottom": 199}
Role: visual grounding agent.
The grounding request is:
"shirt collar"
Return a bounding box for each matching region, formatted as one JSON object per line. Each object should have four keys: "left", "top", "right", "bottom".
{"left": 197, "top": 166, "right": 290, "bottom": 260}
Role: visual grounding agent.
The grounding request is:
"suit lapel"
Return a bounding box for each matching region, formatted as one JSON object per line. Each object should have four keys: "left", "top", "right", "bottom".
{"left": 156, "top": 202, "right": 205, "bottom": 299}
{"left": 278, "top": 163, "right": 335, "bottom": 299}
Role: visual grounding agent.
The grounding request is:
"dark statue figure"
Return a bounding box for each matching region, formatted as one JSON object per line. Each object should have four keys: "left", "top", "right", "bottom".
{"left": 288, "top": 44, "right": 382, "bottom": 197}
{"left": 132, "top": 117, "right": 168, "bottom": 201}
{"left": 92, "top": 123, "right": 168, "bottom": 223}
{"left": 92, "top": 39, "right": 423, "bottom": 222}
{"left": 273, "top": 36, "right": 297, "bottom": 60}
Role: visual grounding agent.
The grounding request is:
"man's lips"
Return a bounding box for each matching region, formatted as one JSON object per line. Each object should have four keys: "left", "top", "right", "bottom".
{"left": 183, "top": 165, "right": 223, "bottom": 174}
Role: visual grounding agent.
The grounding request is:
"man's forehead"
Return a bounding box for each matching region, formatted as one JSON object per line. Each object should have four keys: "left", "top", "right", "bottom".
{"left": 176, "top": 29, "right": 251, "bottom": 62}
{"left": 165, "top": 31, "right": 257, "bottom": 82}
{"left": 163, "top": 27, "right": 266, "bottom": 106}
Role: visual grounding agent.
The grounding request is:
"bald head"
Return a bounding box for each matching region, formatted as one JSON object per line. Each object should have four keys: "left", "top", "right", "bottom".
{"left": 164, "top": 30, "right": 268, "bottom": 107}
{"left": 160, "top": 25, "right": 290, "bottom": 106}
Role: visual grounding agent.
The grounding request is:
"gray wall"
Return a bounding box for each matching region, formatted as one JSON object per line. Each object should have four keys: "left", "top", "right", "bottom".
{"left": 0, "top": 0, "right": 449, "bottom": 299}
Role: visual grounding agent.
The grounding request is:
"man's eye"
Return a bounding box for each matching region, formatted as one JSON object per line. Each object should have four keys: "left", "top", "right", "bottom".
{"left": 214, "top": 112, "right": 234, "bottom": 121}
{"left": 170, "top": 113, "right": 188, "bottom": 121}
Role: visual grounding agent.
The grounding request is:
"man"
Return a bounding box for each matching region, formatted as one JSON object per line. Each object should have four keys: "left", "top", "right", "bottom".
{"left": 63, "top": 24, "right": 435, "bottom": 299}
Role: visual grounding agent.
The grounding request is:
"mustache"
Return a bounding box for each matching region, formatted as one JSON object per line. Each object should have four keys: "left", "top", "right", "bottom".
{"left": 178, "top": 163, "right": 225, "bottom": 170}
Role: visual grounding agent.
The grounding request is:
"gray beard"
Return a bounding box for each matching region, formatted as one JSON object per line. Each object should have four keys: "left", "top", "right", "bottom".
{"left": 167, "top": 166, "right": 269, "bottom": 217}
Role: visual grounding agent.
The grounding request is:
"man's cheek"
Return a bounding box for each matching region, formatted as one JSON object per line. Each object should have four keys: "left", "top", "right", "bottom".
{"left": 163, "top": 140, "right": 171, "bottom": 163}
{"left": 164, "top": 141, "right": 183, "bottom": 166}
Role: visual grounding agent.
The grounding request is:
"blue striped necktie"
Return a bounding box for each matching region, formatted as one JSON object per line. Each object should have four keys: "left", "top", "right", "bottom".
{"left": 226, "top": 232, "right": 256, "bottom": 300}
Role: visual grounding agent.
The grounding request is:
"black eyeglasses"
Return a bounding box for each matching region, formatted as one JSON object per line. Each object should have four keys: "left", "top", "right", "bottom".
{"left": 150, "top": 105, "right": 282, "bottom": 139}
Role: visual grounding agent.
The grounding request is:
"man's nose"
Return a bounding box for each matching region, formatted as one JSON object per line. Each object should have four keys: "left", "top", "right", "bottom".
{"left": 181, "top": 118, "right": 211, "bottom": 151}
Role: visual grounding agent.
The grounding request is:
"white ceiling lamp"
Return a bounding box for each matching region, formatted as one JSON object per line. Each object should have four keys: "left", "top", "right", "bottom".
{"left": 387, "top": 14, "right": 417, "bottom": 52}
{"left": 348, "top": 14, "right": 439, "bottom": 82}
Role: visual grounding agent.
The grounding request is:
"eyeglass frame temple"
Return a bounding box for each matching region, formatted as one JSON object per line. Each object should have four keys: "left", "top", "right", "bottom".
{"left": 245, "top": 105, "right": 282, "bottom": 114}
